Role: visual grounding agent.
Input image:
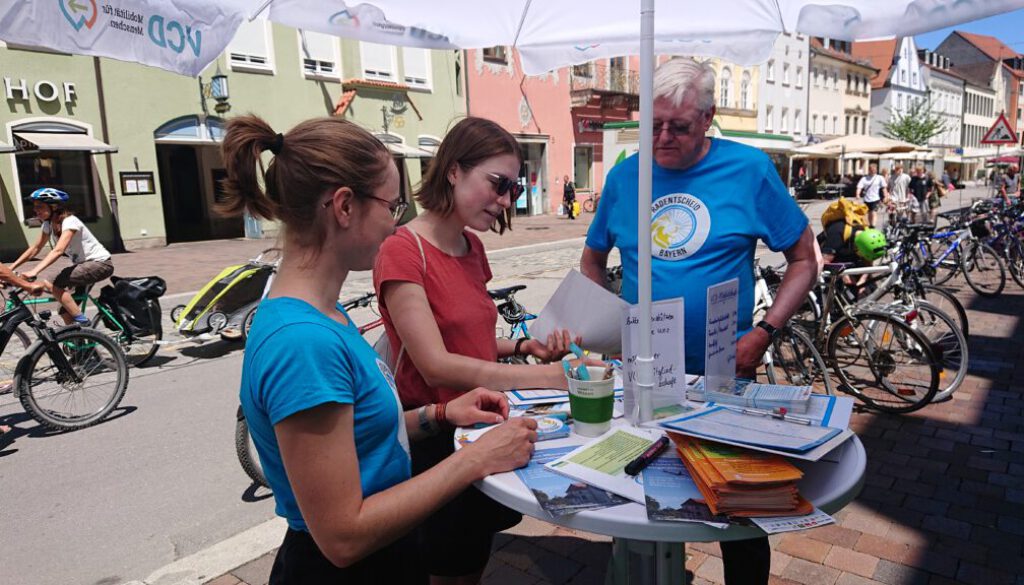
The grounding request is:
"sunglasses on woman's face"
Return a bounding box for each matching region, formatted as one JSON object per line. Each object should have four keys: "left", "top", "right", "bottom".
{"left": 482, "top": 171, "right": 525, "bottom": 201}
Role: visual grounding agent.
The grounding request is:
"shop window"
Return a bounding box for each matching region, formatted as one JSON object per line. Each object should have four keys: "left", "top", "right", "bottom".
{"left": 228, "top": 19, "right": 274, "bottom": 73}
{"left": 361, "top": 41, "right": 397, "bottom": 81}
{"left": 402, "top": 47, "right": 433, "bottom": 90}
{"left": 482, "top": 46, "right": 508, "bottom": 64}
{"left": 572, "top": 63, "right": 594, "bottom": 78}
{"left": 17, "top": 151, "right": 97, "bottom": 222}
{"left": 300, "top": 30, "right": 340, "bottom": 80}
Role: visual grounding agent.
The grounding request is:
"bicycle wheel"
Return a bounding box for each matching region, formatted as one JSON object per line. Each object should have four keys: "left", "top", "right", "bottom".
{"left": 0, "top": 326, "right": 31, "bottom": 395}
{"left": 929, "top": 245, "right": 960, "bottom": 286}
{"left": 16, "top": 328, "right": 129, "bottom": 431}
{"left": 91, "top": 313, "right": 161, "bottom": 367}
{"left": 1003, "top": 238, "right": 1024, "bottom": 289}
{"left": 826, "top": 311, "right": 938, "bottom": 414}
{"left": 906, "top": 302, "right": 968, "bottom": 402}
{"left": 960, "top": 241, "right": 1006, "bottom": 297}
{"left": 235, "top": 406, "right": 270, "bottom": 489}
{"left": 919, "top": 284, "right": 969, "bottom": 338}
{"left": 763, "top": 325, "right": 834, "bottom": 395}
{"left": 582, "top": 198, "right": 596, "bottom": 213}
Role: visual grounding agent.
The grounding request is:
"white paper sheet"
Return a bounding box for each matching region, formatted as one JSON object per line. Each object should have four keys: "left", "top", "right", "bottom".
{"left": 704, "top": 279, "right": 738, "bottom": 394}
{"left": 529, "top": 270, "right": 630, "bottom": 355}
{"left": 544, "top": 426, "right": 662, "bottom": 502}
{"left": 621, "top": 298, "right": 687, "bottom": 423}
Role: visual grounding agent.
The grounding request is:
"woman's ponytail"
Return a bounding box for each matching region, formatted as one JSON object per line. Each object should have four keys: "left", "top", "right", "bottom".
{"left": 219, "top": 115, "right": 282, "bottom": 221}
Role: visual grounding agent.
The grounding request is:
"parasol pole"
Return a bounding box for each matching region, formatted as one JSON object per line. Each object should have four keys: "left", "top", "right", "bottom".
{"left": 635, "top": 0, "right": 655, "bottom": 423}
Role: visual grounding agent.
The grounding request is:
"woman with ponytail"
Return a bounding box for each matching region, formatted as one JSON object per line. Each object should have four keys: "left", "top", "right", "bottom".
{"left": 226, "top": 115, "right": 537, "bottom": 584}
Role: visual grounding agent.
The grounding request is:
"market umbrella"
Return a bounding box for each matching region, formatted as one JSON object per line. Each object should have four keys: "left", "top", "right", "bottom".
{"left": 794, "top": 134, "right": 919, "bottom": 156}
{"left": 4, "top": 0, "right": 1022, "bottom": 421}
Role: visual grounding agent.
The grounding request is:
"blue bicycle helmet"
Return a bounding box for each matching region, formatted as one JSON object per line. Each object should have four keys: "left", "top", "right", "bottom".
{"left": 29, "top": 188, "right": 69, "bottom": 204}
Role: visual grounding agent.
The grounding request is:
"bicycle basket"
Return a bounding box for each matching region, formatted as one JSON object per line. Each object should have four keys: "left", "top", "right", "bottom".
{"left": 969, "top": 219, "right": 991, "bottom": 238}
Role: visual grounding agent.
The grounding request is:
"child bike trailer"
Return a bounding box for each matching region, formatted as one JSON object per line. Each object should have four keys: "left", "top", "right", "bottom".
{"left": 170, "top": 248, "right": 279, "bottom": 343}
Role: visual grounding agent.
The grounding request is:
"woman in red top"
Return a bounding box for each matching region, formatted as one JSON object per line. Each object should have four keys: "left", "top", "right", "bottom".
{"left": 373, "top": 117, "right": 593, "bottom": 585}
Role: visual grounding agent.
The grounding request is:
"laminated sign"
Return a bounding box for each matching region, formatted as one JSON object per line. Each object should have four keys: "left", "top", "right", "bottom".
{"left": 621, "top": 298, "right": 685, "bottom": 423}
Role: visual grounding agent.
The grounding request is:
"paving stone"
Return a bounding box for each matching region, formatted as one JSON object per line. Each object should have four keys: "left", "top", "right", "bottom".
{"left": 824, "top": 546, "right": 879, "bottom": 578}
{"left": 999, "top": 516, "right": 1024, "bottom": 537}
{"left": 955, "top": 561, "right": 1017, "bottom": 585}
{"left": 694, "top": 554, "right": 725, "bottom": 584}
{"left": 901, "top": 545, "right": 958, "bottom": 578}
{"left": 871, "top": 559, "right": 930, "bottom": 585}
{"left": 922, "top": 515, "right": 973, "bottom": 540}
{"left": 482, "top": 563, "right": 541, "bottom": 585}
{"left": 205, "top": 576, "right": 241, "bottom": 585}
{"left": 806, "top": 524, "right": 862, "bottom": 548}
{"left": 836, "top": 573, "right": 886, "bottom": 585}
{"left": 854, "top": 533, "right": 909, "bottom": 563}
{"left": 777, "top": 534, "right": 832, "bottom": 564}
{"left": 228, "top": 553, "right": 275, "bottom": 585}
{"left": 840, "top": 510, "right": 892, "bottom": 537}
{"left": 769, "top": 549, "right": 794, "bottom": 576}
{"left": 780, "top": 557, "right": 841, "bottom": 585}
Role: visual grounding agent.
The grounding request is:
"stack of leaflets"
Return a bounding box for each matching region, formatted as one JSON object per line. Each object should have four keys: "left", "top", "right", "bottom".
{"left": 670, "top": 434, "right": 813, "bottom": 518}
{"left": 703, "top": 379, "right": 812, "bottom": 413}
{"left": 640, "top": 452, "right": 731, "bottom": 528}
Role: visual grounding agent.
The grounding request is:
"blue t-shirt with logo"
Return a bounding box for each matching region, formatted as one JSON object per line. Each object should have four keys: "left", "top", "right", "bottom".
{"left": 586, "top": 138, "right": 808, "bottom": 373}
{"left": 240, "top": 297, "right": 411, "bottom": 532}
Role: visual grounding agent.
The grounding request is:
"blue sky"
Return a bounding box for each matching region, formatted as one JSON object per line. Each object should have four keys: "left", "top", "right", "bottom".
{"left": 915, "top": 9, "right": 1024, "bottom": 51}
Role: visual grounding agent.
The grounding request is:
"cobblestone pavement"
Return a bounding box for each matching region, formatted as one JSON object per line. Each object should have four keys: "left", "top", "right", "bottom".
{"left": 80, "top": 186, "right": 1022, "bottom": 585}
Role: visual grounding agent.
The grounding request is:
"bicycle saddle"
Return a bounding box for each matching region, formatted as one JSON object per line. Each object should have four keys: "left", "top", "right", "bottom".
{"left": 487, "top": 284, "right": 526, "bottom": 300}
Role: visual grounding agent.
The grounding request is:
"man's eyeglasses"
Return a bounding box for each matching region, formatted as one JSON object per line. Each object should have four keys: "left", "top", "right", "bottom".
{"left": 322, "top": 194, "right": 408, "bottom": 221}
{"left": 652, "top": 120, "right": 696, "bottom": 138}
{"left": 483, "top": 171, "right": 525, "bottom": 200}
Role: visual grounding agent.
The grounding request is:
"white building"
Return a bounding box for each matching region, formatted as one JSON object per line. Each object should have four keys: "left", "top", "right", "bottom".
{"left": 758, "top": 33, "right": 809, "bottom": 144}
{"left": 853, "top": 37, "right": 929, "bottom": 137}
{"left": 919, "top": 50, "right": 965, "bottom": 150}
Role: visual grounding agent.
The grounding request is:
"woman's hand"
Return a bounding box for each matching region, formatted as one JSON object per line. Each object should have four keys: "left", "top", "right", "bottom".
{"left": 462, "top": 417, "right": 538, "bottom": 478}
{"left": 521, "top": 330, "right": 581, "bottom": 362}
{"left": 445, "top": 388, "right": 509, "bottom": 427}
{"left": 21, "top": 269, "right": 39, "bottom": 281}
{"left": 550, "top": 357, "right": 607, "bottom": 388}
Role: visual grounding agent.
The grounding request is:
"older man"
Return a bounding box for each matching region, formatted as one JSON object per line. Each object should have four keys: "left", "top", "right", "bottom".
{"left": 1000, "top": 164, "right": 1020, "bottom": 205}
{"left": 579, "top": 58, "right": 820, "bottom": 585}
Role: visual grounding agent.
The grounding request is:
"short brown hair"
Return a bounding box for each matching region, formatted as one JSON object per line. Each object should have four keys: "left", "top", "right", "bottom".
{"left": 219, "top": 115, "right": 392, "bottom": 250}
{"left": 416, "top": 117, "right": 522, "bottom": 233}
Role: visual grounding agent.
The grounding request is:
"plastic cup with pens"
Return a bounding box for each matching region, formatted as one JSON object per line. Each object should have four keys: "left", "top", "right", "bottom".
{"left": 564, "top": 348, "right": 616, "bottom": 437}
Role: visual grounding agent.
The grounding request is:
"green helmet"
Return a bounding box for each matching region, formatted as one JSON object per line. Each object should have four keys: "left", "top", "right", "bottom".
{"left": 854, "top": 228, "right": 887, "bottom": 261}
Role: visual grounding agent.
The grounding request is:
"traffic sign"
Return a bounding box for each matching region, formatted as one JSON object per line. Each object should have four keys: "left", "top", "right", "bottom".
{"left": 981, "top": 113, "right": 1019, "bottom": 145}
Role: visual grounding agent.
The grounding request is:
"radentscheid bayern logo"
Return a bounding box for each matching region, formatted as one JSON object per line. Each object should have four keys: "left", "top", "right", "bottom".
{"left": 650, "top": 193, "right": 711, "bottom": 261}
{"left": 59, "top": 0, "right": 98, "bottom": 31}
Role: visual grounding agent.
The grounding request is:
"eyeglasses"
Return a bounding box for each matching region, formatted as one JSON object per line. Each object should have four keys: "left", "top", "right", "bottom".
{"left": 322, "top": 194, "right": 408, "bottom": 221}
{"left": 652, "top": 120, "right": 697, "bottom": 138}
{"left": 482, "top": 171, "right": 525, "bottom": 201}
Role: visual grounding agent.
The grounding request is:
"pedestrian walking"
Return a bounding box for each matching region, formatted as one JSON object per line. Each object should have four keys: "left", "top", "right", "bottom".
{"left": 563, "top": 174, "right": 577, "bottom": 220}
{"left": 855, "top": 163, "right": 888, "bottom": 228}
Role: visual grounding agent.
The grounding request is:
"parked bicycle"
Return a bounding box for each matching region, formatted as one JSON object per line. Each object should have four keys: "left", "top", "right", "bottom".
{"left": 235, "top": 291, "right": 381, "bottom": 489}
{"left": 1, "top": 286, "right": 129, "bottom": 431}
{"left": 581, "top": 191, "right": 602, "bottom": 213}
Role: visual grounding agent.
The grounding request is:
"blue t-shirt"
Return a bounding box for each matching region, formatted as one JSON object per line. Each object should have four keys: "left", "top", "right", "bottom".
{"left": 586, "top": 138, "right": 808, "bottom": 374}
{"left": 239, "top": 297, "right": 411, "bottom": 532}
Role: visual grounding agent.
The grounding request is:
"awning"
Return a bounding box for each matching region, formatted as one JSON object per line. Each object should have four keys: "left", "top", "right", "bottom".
{"left": 385, "top": 142, "right": 433, "bottom": 158}
{"left": 13, "top": 132, "right": 117, "bottom": 154}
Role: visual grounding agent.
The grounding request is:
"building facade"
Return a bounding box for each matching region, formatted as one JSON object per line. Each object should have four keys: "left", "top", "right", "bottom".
{"left": 808, "top": 38, "right": 867, "bottom": 142}
{"left": 853, "top": 37, "right": 928, "bottom": 139}
{"left": 918, "top": 51, "right": 965, "bottom": 151}
{"left": 0, "top": 22, "right": 465, "bottom": 255}
{"left": 936, "top": 31, "right": 1023, "bottom": 135}
{"left": 758, "top": 33, "right": 809, "bottom": 145}
{"left": 464, "top": 47, "right": 576, "bottom": 216}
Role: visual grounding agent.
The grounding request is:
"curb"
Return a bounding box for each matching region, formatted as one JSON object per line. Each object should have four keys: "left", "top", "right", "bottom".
{"left": 124, "top": 517, "right": 285, "bottom": 585}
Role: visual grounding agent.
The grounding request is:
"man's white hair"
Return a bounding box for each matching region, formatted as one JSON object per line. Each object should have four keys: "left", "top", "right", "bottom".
{"left": 653, "top": 57, "right": 716, "bottom": 112}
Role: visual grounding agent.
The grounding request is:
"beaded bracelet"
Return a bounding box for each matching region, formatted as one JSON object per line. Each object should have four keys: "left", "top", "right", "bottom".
{"left": 434, "top": 401, "right": 448, "bottom": 428}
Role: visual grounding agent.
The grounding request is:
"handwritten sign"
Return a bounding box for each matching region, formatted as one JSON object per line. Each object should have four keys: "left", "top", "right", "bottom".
{"left": 621, "top": 298, "right": 685, "bottom": 423}
{"left": 704, "top": 279, "right": 738, "bottom": 394}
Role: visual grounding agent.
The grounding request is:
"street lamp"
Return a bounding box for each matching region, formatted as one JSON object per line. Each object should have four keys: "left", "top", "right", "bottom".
{"left": 199, "top": 68, "right": 231, "bottom": 115}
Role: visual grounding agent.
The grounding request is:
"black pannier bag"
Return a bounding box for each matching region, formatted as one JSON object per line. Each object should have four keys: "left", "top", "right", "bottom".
{"left": 98, "top": 276, "right": 166, "bottom": 336}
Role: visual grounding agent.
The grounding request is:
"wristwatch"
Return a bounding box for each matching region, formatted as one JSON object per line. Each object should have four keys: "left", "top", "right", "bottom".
{"left": 755, "top": 320, "right": 781, "bottom": 341}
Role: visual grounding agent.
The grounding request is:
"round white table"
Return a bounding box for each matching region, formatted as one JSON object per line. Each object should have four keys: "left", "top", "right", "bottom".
{"left": 457, "top": 419, "right": 866, "bottom": 584}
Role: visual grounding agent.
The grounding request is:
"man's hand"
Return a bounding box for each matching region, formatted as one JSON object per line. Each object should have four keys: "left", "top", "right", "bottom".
{"left": 736, "top": 328, "right": 771, "bottom": 379}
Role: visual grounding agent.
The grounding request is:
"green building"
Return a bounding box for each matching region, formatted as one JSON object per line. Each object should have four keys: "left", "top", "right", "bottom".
{"left": 0, "top": 21, "right": 466, "bottom": 255}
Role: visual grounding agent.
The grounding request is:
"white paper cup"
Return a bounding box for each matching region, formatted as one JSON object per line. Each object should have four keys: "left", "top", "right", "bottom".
{"left": 566, "top": 365, "right": 615, "bottom": 437}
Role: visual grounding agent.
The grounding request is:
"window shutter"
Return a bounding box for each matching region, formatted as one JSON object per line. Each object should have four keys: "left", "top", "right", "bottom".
{"left": 362, "top": 42, "right": 395, "bottom": 80}
{"left": 301, "top": 31, "right": 338, "bottom": 76}
{"left": 403, "top": 48, "right": 431, "bottom": 88}
{"left": 229, "top": 20, "right": 270, "bottom": 66}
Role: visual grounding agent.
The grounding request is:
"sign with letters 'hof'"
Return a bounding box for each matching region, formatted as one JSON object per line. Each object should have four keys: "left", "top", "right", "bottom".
{"left": 621, "top": 298, "right": 685, "bottom": 422}
{"left": 705, "top": 279, "right": 739, "bottom": 394}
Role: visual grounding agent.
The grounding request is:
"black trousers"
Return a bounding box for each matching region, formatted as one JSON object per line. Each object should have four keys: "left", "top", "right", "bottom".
{"left": 269, "top": 528, "right": 426, "bottom": 584}
{"left": 720, "top": 536, "right": 771, "bottom": 585}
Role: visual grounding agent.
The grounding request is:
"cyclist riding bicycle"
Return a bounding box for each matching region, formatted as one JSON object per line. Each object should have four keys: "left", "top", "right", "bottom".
{"left": 9, "top": 188, "right": 114, "bottom": 325}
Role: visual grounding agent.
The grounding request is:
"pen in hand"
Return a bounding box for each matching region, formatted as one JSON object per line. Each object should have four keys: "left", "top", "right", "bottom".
{"left": 625, "top": 436, "right": 671, "bottom": 476}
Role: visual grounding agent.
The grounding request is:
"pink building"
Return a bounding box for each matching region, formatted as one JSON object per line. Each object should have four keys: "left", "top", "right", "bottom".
{"left": 465, "top": 49, "right": 639, "bottom": 215}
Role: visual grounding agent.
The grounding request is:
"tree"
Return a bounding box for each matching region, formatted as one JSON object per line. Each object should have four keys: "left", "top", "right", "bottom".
{"left": 880, "top": 97, "right": 947, "bottom": 146}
